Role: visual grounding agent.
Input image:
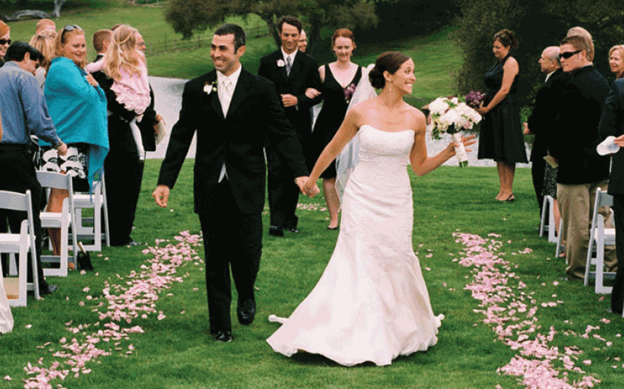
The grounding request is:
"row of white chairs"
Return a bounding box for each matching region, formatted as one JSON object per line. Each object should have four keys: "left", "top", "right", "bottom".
{"left": 539, "top": 189, "right": 622, "bottom": 317}
{"left": 0, "top": 172, "right": 110, "bottom": 307}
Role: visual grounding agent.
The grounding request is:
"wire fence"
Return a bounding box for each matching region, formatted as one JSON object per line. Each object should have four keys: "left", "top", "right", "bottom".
{"left": 144, "top": 25, "right": 271, "bottom": 57}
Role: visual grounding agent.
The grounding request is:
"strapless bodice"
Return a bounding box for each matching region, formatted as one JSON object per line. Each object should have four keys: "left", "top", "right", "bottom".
{"left": 358, "top": 125, "right": 414, "bottom": 167}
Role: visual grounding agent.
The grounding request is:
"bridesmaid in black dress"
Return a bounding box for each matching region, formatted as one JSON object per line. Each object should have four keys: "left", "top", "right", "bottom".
{"left": 308, "top": 29, "right": 362, "bottom": 229}
{"left": 476, "top": 29, "right": 527, "bottom": 202}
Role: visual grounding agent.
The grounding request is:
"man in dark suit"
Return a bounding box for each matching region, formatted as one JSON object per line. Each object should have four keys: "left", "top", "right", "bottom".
{"left": 153, "top": 24, "right": 317, "bottom": 342}
{"left": 599, "top": 78, "right": 624, "bottom": 314}
{"left": 549, "top": 35, "right": 616, "bottom": 280}
{"left": 258, "top": 16, "right": 322, "bottom": 237}
{"left": 525, "top": 46, "right": 568, "bottom": 215}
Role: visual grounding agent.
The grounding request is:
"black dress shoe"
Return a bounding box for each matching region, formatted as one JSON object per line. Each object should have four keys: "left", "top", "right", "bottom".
{"left": 213, "top": 330, "right": 233, "bottom": 342}
{"left": 284, "top": 227, "right": 299, "bottom": 234}
{"left": 41, "top": 284, "right": 58, "bottom": 295}
{"left": 269, "top": 226, "right": 284, "bottom": 237}
{"left": 237, "top": 299, "right": 256, "bottom": 325}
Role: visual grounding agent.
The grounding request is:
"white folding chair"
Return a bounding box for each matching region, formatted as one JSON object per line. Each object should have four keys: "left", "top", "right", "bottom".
{"left": 555, "top": 222, "right": 564, "bottom": 257}
{"left": 539, "top": 195, "right": 558, "bottom": 243}
{"left": 0, "top": 190, "right": 40, "bottom": 307}
{"left": 584, "top": 188, "right": 617, "bottom": 294}
{"left": 37, "top": 171, "right": 77, "bottom": 277}
{"left": 73, "top": 172, "right": 110, "bottom": 251}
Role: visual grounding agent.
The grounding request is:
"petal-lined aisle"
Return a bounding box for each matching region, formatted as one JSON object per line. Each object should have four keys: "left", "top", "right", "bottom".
{"left": 16, "top": 231, "right": 202, "bottom": 389}
{"left": 453, "top": 232, "right": 622, "bottom": 388}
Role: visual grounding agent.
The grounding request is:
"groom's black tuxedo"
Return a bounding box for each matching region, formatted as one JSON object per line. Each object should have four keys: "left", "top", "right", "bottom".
{"left": 157, "top": 67, "right": 308, "bottom": 332}
{"left": 599, "top": 78, "right": 624, "bottom": 314}
{"left": 258, "top": 50, "right": 321, "bottom": 231}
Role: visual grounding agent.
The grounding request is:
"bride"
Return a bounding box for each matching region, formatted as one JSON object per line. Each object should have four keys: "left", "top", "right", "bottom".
{"left": 266, "top": 51, "right": 475, "bottom": 366}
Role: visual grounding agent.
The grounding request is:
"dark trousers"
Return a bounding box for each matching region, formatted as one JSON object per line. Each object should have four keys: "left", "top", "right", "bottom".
{"left": 104, "top": 151, "right": 143, "bottom": 245}
{"left": 266, "top": 145, "right": 299, "bottom": 230}
{"left": 531, "top": 156, "right": 546, "bottom": 216}
{"left": 611, "top": 194, "right": 624, "bottom": 314}
{"left": 0, "top": 147, "right": 48, "bottom": 291}
{"left": 199, "top": 179, "right": 262, "bottom": 333}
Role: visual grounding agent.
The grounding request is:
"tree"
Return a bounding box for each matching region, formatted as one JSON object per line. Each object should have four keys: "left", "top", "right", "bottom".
{"left": 1, "top": 0, "right": 67, "bottom": 21}
{"left": 164, "top": 0, "right": 377, "bottom": 53}
{"left": 453, "top": 0, "right": 624, "bottom": 107}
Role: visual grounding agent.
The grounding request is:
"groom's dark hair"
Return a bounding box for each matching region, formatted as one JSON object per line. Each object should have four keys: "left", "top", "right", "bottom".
{"left": 215, "top": 23, "right": 246, "bottom": 51}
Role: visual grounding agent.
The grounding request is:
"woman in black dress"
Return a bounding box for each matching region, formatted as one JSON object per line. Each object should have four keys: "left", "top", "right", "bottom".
{"left": 476, "top": 29, "right": 527, "bottom": 202}
{"left": 308, "top": 29, "right": 362, "bottom": 229}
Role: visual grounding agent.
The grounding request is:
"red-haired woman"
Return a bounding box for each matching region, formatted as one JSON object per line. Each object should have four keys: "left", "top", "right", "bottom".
{"left": 308, "top": 29, "right": 363, "bottom": 230}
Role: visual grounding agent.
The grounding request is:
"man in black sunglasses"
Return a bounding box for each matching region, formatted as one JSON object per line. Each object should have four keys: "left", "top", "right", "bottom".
{"left": 549, "top": 34, "right": 616, "bottom": 281}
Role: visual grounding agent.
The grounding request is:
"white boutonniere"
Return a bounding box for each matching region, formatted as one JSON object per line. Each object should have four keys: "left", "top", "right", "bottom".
{"left": 204, "top": 80, "right": 218, "bottom": 95}
{"left": 276, "top": 59, "right": 285, "bottom": 67}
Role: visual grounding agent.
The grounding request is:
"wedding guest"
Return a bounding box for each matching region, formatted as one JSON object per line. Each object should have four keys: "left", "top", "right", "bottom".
{"left": 0, "top": 21, "right": 10, "bottom": 67}
{"left": 93, "top": 25, "right": 161, "bottom": 246}
{"left": 567, "top": 27, "right": 594, "bottom": 62}
{"left": 40, "top": 25, "right": 109, "bottom": 259}
{"left": 28, "top": 34, "right": 55, "bottom": 89}
{"left": 153, "top": 23, "right": 314, "bottom": 342}
{"left": 298, "top": 30, "right": 308, "bottom": 53}
{"left": 258, "top": 16, "right": 322, "bottom": 237}
{"left": 476, "top": 29, "right": 527, "bottom": 202}
{"left": 549, "top": 35, "right": 616, "bottom": 280}
{"left": 0, "top": 41, "right": 67, "bottom": 295}
{"left": 524, "top": 46, "right": 568, "bottom": 230}
{"left": 308, "top": 29, "right": 363, "bottom": 230}
{"left": 609, "top": 45, "right": 624, "bottom": 80}
{"left": 85, "top": 29, "right": 113, "bottom": 70}
{"left": 35, "top": 19, "right": 57, "bottom": 38}
{"left": 598, "top": 77, "right": 624, "bottom": 315}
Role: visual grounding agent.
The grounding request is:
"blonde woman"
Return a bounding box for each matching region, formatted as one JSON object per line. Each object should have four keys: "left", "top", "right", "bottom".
{"left": 609, "top": 45, "right": 624, "bottom": 79}
{"left": 28, "top": 34, "right": 55, "bottom": 88}
{"left": 41, "top": 25, "right": 109, "bottom": 259}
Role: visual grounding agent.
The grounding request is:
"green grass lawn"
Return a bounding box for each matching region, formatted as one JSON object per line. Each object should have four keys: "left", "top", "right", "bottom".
{"left": 2, "top": 161, "right": 623, "bottom": 388}
{"left": 3, "top": 3, "right": 622, "bottom": 388}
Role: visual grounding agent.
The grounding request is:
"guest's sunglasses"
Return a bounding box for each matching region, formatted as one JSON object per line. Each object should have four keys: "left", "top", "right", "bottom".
{"left": 0, "top": 39, "right": 11, "bottom": 46}
{"left": 61, "top": 24, "right": 83, "bottom": 40}
{"left": 559, "top": 50, "right": 582, "bottom": 60}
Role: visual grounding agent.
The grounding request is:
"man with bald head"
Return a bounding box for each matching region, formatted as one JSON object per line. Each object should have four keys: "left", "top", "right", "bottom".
{"left": 525, "top": 46, "right": 569, "bottom": 217}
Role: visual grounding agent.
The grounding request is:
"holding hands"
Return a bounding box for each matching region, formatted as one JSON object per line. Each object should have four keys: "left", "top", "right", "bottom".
{"left": 295, "top": 176, "right": 320, "bottom": 197}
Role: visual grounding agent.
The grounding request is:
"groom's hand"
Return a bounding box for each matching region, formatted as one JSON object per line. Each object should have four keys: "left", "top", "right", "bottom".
{"left": 296, "top": 176, "right": 320, "bottom": 197}
{"left": 152, "top": 185, "right": 170, "bottom": 208}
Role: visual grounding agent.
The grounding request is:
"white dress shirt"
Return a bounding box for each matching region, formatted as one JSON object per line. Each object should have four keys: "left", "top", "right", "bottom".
{"left": 281, "top": 48, "right": 298, "bottom": 75}
{"left": 216, "top": 66, "right": 242, "bottom": 182}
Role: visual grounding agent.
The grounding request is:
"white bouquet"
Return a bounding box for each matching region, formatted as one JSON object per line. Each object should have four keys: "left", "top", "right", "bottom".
{"left": 427, "top": 96, "right": 482, "bottom": 167}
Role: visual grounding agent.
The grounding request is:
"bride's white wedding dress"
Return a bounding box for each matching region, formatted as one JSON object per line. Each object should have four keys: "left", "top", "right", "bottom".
{"left": 267, "top": 125, "right": 442, "bottom": 366}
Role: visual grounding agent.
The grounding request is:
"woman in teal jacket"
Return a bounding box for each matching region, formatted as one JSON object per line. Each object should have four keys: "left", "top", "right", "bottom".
{"left": 41, "top": 25, "right": 108, "bottom": 258}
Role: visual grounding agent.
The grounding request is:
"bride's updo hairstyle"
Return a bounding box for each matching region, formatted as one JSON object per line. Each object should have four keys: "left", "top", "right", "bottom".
{"left": 368, "top": 51, "right": 410, "bottom": 89}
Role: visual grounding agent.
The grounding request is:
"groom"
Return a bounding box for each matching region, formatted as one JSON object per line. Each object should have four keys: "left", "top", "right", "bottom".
{"left": 153, "top": 24, "right": 316, "bottom": 342}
